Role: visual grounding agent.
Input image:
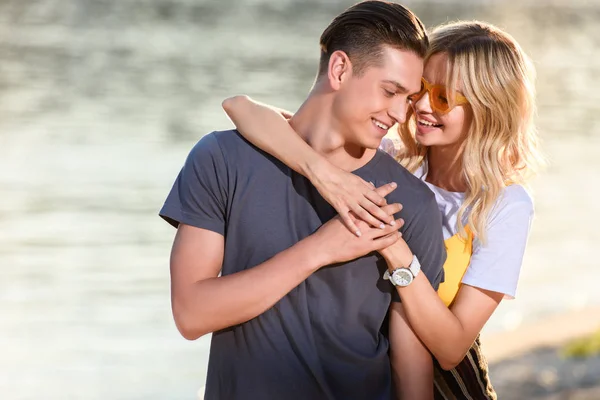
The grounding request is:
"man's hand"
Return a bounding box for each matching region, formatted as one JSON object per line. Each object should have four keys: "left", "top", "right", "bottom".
{"left": 308, "top": 159, "right": 401, "bottom": 236}
{"left": 310, "top": 203, "right": 404, "bottom": 266}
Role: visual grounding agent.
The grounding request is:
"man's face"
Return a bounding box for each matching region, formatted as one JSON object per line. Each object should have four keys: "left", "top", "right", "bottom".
{"left": 332, "top": 46, "right": 424, "bottom": 149}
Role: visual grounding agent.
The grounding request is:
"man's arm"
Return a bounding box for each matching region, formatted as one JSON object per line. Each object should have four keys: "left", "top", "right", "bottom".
{"left": 170, "top": 217, "right": 403, "bottom": 340}
{"left": 162, "top": 133, "right": 327, "bottom": 340}
{"left": 170, "top": 224, "right": 323, "bottom": 339}
{"left": 388, "top": 302, "right": 434, "bottom": 400}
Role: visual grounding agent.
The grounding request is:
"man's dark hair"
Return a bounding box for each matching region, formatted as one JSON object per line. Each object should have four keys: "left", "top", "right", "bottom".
{"left": 318, "top": 1, "right": 428, "bottom": 77}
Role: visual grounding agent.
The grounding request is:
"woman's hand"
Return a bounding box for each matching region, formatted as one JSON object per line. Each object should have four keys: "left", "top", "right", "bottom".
{"left": 307, "top": 159, "right": 401, "bottom": 237}
{"left": 274, "top": 107, "right": 294, "bottom": 120}
{"left": 312, "top": 204, "right": 405, "bottom": 266}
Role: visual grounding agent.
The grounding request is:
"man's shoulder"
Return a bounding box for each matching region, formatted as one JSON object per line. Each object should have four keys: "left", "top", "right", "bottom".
{"left": 210, "top": 129, "right": 248, "bottom": 144}
{"left": 189, "top": 130, "right": 291, "bottom": 186}
{"left": 194, "top": 129, "right": 248, "bottom": 152}
{"left": 374, "top": 151, "right": 436, "bottom": 206}
{"left": 190, "top": 129, "right": 266, "bottom": 163}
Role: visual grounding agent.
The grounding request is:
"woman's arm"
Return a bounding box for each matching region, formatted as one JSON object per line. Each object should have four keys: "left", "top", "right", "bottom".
{"left": 380, "top": 192, "right": 533, "bottom": 370}
{"left": 382, "top": 238, "right": 502, "bottom": 370}
{"left": 390, "top": 257, "right": 502, "bottom": 371}
{"left": 222, "top": 95, "right": 396, "bottom": 233}
{"left": 222, "top": 95, "right": 322, "bottom": 178}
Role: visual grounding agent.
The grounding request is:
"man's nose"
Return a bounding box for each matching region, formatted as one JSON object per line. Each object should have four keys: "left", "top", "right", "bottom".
{"left": 388, "top": 97, "right": 412, "bottom": 125}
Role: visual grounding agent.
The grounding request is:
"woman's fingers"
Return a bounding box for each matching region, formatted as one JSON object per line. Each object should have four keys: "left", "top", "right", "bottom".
{"left": 338, "top": 207, "right": 363, "bottom": 237}
{"left": 358, "top": 182, "right": 399, "bottom": 225}
{"left": 381, "top": 203, "right": 403, "bottom": 216}
{"left": 367, "top": 218, "right": 405, "bottom": 240}
{"left": 364, "top": 188, "right": 387, "bottom": 207}
{"left": 280, "top": 110, "right": 294, "bottom": 120}
{"left": 364, "top": 179, "right": 388, "bottom": 206}
{"left": 351, "top": 204, "right": 387, "bottom": 229}
{"left": 360, "top": 199, "right": 402, "bottom": 226}
{"left": 332, "top": 179, "right": 401, "bottom": 235}
{"left": 374, "top": 182, "right": 398, "bottom": 198}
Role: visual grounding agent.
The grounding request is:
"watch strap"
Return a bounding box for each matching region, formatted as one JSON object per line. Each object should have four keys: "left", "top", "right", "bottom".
{"left": 408, "top": 254, "right": 421, "bottom": 278}
{"left": 383, "top": 255, "right": 420, "bottom": 280}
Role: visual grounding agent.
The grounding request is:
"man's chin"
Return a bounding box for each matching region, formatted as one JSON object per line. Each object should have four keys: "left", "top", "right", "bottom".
{"left": 346, "top": 133, "right": 384, "bottom": 151}
{"left": 363, "top": 137, "right": 384, "bottom": 150}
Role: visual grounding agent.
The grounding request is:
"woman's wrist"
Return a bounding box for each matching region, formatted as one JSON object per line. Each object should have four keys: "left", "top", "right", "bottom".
{"left": 381, "top": 245, "right": 413, "bottom": 272}
{"left": 302, "top": 153, "right": 333, "bottom": 186}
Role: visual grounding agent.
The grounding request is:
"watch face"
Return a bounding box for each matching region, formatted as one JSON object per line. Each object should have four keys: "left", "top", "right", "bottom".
{"left": 391, "top": 269, "right": 413, "bottom": 287}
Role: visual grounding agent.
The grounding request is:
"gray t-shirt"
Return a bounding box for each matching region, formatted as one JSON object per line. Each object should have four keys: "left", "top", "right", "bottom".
{"left": 160, "top": 130, "right": 446, "bottom": 400}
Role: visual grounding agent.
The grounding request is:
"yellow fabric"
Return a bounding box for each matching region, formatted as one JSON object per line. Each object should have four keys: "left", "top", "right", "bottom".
{"left": 437, "top": 227, "right": 474, "bottom": 307}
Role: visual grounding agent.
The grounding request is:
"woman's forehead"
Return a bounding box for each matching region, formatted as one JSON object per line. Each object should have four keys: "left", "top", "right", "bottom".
{"left": 423, "top": 53, "right": 449, "bottom": 84}
{"left": 424, "top": 52, "right": 464, "bottom": 93}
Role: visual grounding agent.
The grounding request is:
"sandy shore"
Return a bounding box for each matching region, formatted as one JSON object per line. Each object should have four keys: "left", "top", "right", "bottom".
{"left": 490, "top": 346, "right": 600, "bottom": 400}
{"left": 481, "top": 307, "right": 600, "bottom": 363}
{"left": 483, "top": 307, "right": 600, "bottom": 400}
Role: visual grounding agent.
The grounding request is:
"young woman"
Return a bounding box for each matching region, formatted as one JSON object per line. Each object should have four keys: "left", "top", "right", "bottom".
{"left": 222, "top": 21, "right": 543, "bottom": 400}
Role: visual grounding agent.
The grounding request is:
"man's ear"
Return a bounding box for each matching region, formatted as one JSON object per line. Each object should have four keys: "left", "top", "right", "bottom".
{"left": 327, "top": 50, "right": 353, "bottom": 91}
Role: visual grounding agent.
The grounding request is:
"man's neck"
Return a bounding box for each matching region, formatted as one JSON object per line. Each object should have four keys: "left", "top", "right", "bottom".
{"left": 289, "top": 92, "right": 376, "bottom": 172}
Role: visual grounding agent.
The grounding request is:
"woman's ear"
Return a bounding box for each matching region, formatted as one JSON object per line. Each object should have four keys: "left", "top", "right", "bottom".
{"left": 327, "top": 50, "right": 353, "bottom": 91}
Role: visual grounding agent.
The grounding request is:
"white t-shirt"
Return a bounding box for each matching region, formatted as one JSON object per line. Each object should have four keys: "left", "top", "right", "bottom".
{"left": 381, "top": 138, "right": 534, "bottom": 298}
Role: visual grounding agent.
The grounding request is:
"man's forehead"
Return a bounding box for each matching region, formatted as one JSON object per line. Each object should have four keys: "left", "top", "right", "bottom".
{"left": 381, "top": 77, "right": 420, "bottom": 94}
{"left": 377, "top": 47, "right": 423, "bottom": 92}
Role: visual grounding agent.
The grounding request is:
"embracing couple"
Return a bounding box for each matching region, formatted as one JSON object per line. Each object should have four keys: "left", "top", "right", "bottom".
{"left": 159, "top": 1, "right": 542, "bottom": 399}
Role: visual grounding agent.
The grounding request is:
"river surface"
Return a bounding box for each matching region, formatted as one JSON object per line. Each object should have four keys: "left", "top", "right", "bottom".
{"left": 1, "top": 0, "right": 598, "bottom": 398}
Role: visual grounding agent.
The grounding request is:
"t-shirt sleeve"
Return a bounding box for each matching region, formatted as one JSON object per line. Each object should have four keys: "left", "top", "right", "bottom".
{"left": 391, "top": 192, "right": 447, "bottom": 302}
{"left": 461, "top": 185, "right": 534, "bottom": 299}
{"left": 159, "top": 132, "right": 228, "bottom": 236}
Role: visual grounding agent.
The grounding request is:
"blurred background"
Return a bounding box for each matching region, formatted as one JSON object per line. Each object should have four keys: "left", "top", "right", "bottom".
{"left": 0, "top": 0, "right": 598, "bottom": 399}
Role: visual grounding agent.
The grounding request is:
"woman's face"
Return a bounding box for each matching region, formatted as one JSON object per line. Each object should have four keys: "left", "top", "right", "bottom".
{"left": 412, "top": 53, "right": 472, "bottom": 149}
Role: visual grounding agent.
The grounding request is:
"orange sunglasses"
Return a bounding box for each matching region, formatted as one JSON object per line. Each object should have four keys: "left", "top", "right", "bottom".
{"left": 409, "top": 77, "right": 469, "bottom": 115}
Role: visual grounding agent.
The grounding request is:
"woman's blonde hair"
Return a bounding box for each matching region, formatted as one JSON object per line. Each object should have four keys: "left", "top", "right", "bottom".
{"left": 396, "top": 21, "right": 544, "bottom": 243}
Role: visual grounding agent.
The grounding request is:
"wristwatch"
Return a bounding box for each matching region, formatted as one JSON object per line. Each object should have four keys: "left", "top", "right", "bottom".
{"left": 383, "top": 255, "right": 421, "bottom": 287}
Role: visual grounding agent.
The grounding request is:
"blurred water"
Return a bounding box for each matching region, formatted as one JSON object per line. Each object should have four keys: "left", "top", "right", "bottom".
{"left": 0, "top": 0, "right": 598, "bottom": 399}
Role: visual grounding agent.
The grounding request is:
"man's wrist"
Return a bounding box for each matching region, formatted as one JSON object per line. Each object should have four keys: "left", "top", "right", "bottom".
{"left": 297, "top": 235, "right": 330, "bottom": 273}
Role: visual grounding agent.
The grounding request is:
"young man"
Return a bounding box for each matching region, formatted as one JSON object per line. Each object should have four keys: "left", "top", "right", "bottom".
{"left": 160, "top": 2, "right": 446, "bottom": 399}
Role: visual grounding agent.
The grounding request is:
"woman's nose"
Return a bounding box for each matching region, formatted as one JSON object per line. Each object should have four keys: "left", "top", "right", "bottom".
{"left": 414, "top": 91, "right": 433, "bottom": 113}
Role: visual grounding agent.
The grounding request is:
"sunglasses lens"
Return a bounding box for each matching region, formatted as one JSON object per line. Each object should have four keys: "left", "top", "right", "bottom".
{"left": 431, "top": 86, "right": 450, "bottom": 113}
{"left": 410, "top": 84, "right": 426, "bottom": 105}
